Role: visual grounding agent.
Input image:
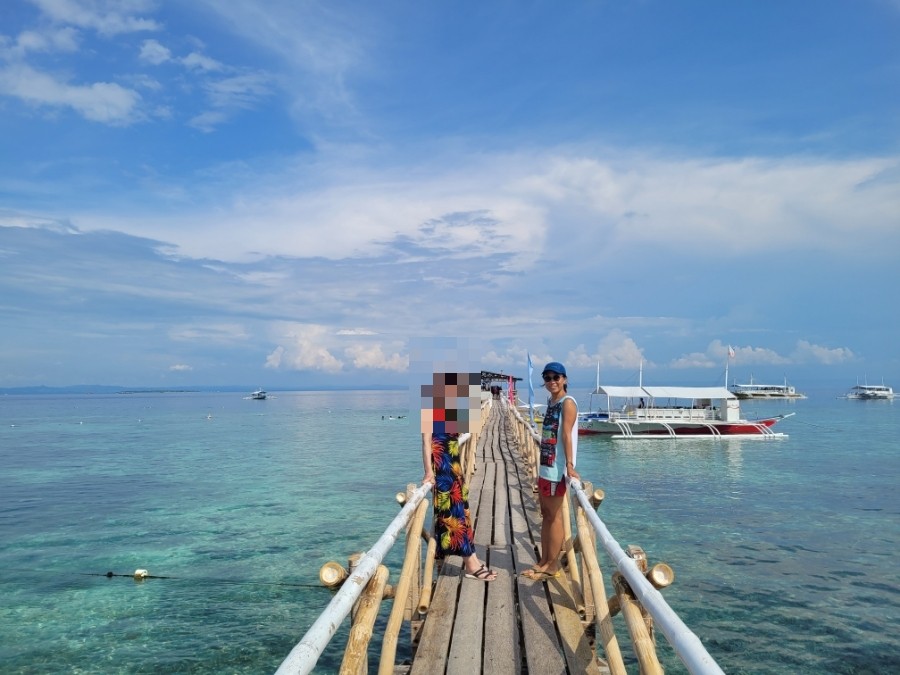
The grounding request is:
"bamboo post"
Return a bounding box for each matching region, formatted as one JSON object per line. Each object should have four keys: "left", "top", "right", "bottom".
{"left": 416, "top": 536, "right": 438, "bottom": 614}
{"left": 377, "top": 497, "right": 429, "bottom": 675}
{"left": 404, "top": 484, "right": 421, "bottom": 623}
{"left": 575, "top": 501, "right": 626, "bottom": 675}
{"left": 579, "top": 480, "right": 597, "bottom": 623}
{"left": 339, "top": 564, "right": 390, "bottom": 675}
{"left": 561, "top": 494, "right": 584, "bottom": 612}
{"left": 612, "top": 572, "right": 664, "bottom": 674}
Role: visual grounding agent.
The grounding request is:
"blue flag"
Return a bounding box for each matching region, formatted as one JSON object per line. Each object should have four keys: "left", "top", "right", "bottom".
{"left": 527, "top": 351, "right": 535, "bottom": 427}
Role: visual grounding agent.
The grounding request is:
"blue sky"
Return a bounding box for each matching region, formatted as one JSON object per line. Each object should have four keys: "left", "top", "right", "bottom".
{"left": 1, "top": 0, "right": 899, "bottom": 391}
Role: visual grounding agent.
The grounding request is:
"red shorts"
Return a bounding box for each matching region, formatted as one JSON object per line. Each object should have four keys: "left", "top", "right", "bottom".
{"left": 538, "top": 477, "right": 567, "bottom": 497}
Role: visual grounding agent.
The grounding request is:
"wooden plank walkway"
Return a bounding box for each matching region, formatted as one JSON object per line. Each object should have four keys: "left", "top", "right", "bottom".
{"left": 408, "top": 402, "right": 604, "bottom": 675}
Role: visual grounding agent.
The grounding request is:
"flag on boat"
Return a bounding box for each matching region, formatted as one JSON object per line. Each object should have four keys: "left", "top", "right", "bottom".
{"left": 527, "top": 352, "right": 535, "bottom": 427}
{"left": 728, "top": 345, "right": 736, "bottom": 359}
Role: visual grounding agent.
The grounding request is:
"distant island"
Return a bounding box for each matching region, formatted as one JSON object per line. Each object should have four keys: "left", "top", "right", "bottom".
{"left": 1, "top": 384, "right": 406, "bottom": 395}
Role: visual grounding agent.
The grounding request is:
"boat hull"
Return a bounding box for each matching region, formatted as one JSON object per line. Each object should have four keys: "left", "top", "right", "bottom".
{"left": 579, "top": 416, "right": 784, "bottom": 438}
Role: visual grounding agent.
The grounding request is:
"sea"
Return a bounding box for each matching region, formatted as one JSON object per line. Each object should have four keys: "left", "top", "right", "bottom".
{"left": 1, "top": 388, "right": 898, "bottom": 674}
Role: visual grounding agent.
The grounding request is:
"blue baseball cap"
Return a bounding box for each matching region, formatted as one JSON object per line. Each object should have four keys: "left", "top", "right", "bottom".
{"left": 542, "top": 362, "right": 567, "bottom": 376}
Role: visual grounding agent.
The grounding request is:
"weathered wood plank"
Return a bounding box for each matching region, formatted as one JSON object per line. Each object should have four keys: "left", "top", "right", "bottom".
{"left": 482, "top": 545, "right": 520, "bottom": 675}
{"left": 447, "top": 566, "right": 487, "bottom": 674}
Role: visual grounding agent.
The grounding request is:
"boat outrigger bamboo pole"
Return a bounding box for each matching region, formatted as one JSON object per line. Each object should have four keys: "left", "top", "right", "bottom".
{"left": 569, "top": 479, "right": 725, "bottom": 675}
{"left": 274, "top": 481, "right": 433, "bottom": 675}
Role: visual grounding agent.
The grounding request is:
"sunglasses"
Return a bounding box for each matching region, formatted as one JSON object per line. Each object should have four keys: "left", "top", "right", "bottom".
{"left": 542, "top": 373, "right": 562, "bottom": 382}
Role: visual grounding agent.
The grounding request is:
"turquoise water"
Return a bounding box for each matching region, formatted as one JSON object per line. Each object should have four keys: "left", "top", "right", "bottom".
{"left": 1, "top": 390, "right": 898, "bottom": 673}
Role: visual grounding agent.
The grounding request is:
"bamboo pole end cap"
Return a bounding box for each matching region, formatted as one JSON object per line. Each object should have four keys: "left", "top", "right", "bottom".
{"left": 319, "top": 561, "right": 348, "bottom": 588}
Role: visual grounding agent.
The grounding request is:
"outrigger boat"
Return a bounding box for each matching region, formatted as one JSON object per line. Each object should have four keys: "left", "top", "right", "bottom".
{"left": 579, "top": 384, "right": 792, "bottom": 439}
{"left": 730, "top": 375, "right": 806, "bottom": 400}
{"left": 843, "top": 383, "right": 894, "bottom": 400}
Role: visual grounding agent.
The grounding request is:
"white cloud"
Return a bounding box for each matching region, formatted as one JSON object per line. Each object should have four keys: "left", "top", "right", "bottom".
{"left": 1, "top": 27, "right": 80, "bottom": 57}
{"left": 188, "top": 110, "right": 227, "bottom": 132}
{"left": 73, "top": 146, "right": 900, "bottom": 267}
{"left": 336, "top": 328, "right": 378, "bottom": 336}
{"left": 265, "top": 323, "right": 344, "bottom": 372}
{"left": 182, "top": 51, "right": 222, "bottom": 72}
{"left": 169, "top": 363, "right": 193, "bottom": 371}
{"left": 791, "top": 340, "right": 855, "bottom": 365}
{"left": 168, "top": 323, "right": 250, "bottom": 344}
{"left": 31, "top": 0, "right": 160, "bottom": 36}
{"left": 345, "top": 343, "right": 407, "bottom": 371}
{"left": 567, "top": 330, "right": 647, "bottom": 370}
{"left": 671, "top": 339, "right": 855, "bottom": 368}
{"left": 0, "top": 62, "right": 141, "bottom": 124}
{"left": 139, "top": 38, "right": 171, "bottom": 65}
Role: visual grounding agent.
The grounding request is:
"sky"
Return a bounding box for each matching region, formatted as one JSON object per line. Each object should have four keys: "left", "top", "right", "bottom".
{"left": 1, "top": 0, "right": 899, "bottom": 392}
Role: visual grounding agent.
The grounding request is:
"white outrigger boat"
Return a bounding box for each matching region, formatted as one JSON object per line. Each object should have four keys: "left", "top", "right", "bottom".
{"left": 578, "top": 385, "right": 792, "bottom": 439}
{"left": 730, "top": 375, "right": 806, "bottom": 400}
{"left": 843, "top": 383, "right": 894, "bottom": 400}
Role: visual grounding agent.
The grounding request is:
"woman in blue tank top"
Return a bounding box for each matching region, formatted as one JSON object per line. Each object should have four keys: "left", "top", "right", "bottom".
{"left": 522, "top": 361, "right": 580, "bottom": 581}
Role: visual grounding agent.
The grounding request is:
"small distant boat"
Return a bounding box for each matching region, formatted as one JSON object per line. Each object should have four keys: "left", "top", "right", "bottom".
{"left": 730, "top": 376, "right": 806, "bottom": 400}
{"left": 844, "top": 383, "right": 894, "bottom": 400}
{"left": 250, "top": 389, "right": 267, "bottom": 400}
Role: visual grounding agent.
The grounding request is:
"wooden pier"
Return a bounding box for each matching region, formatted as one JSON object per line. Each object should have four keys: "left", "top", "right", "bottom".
{"left": 408, "top": 400, "right": 603, "bottom": 674}
{"left": 281, "top": 395, "right": 720, "bottom": 675}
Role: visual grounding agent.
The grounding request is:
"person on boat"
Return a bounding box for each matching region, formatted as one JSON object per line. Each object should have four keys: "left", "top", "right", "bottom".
{"left": 421, "top": 372, "right": 496, "bottom": 582}
{"left": 522, "top": 361, "right": 580, "bottom": 581}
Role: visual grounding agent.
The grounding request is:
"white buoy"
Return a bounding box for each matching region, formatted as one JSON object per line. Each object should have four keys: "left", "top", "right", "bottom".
{"left": 133, "top": 569, "right": 149, "bottom": 580}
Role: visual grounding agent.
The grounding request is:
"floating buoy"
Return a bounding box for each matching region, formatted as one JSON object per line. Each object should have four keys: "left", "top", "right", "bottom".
{"left": 133, "top": 569, "right": 149, "bottom": 580}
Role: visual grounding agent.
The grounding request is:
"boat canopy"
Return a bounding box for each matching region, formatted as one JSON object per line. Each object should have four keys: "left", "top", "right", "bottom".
{"left": 595, "top": 385, "right": 734, "bottom": 400}
{"left": 594, "top": 386, "right": 647, "bottom": 398}
{"left": 643, "top": 386, "right": 735, "bottom": 400}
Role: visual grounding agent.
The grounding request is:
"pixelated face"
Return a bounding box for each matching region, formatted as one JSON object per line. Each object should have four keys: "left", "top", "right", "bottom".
{"left": 420, "top": 371, "right": 483, "bottom": 433}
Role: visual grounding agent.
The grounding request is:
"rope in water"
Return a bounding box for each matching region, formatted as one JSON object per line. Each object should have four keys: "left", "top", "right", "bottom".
{"left": 5, "top": 567, "right": 330, "bottom": 589}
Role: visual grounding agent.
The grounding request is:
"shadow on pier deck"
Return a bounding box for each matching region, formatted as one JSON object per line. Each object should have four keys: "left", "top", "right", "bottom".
{"left": 409, "top": 401, "right": 601, "bottom": 674}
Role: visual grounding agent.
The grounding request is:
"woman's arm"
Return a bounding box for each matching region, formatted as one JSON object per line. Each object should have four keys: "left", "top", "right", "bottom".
{"left": 561, "top": 398, "right": 580, "bottom": 480}
{"left": 422, "top": 432, "right": 435, "bottom": 485}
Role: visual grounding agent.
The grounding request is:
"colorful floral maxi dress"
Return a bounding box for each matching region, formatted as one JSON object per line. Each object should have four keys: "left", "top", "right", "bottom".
{"left": 430, "top": 432, "right": 475, "bottom": 558}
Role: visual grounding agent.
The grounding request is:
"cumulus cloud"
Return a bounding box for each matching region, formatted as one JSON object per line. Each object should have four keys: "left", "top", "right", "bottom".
{"left": 265, "top": 324, "right": 344, "bottom": 372}
{"left": 567, "top": 330, "right": 648, "bottom": 369}
{"left": 345, "top": 343, "right": 407, "bottom": 371}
